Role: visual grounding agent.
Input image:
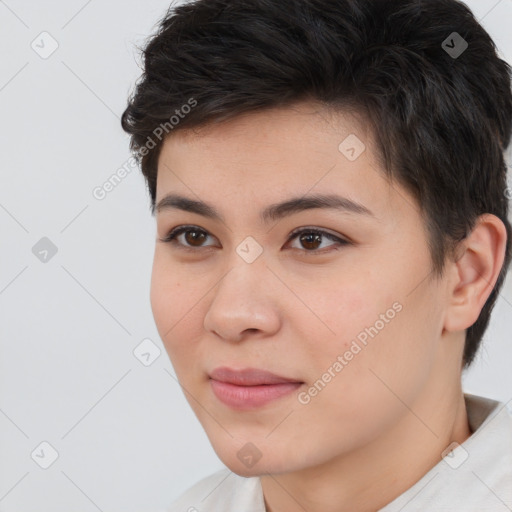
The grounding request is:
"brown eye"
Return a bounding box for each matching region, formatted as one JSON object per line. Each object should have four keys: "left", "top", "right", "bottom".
{"left": 160, "top": 226, "right": 215, "bottom": 248}
{"left": 298, "top": 232, "right": 323, "bottom": 250}
{"left": 183, "top": 230, "right": 208, "bottom": 247}
{"left": 287, "top": 228, "right": 350, "bottom": 254}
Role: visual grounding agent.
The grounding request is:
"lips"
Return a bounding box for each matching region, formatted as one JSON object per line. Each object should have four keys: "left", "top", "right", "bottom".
{"left": 209, "top": 367, "right": 301, "bottom": 386}
{"left": 209, "top": 367, "right": 303, "bottom": 409}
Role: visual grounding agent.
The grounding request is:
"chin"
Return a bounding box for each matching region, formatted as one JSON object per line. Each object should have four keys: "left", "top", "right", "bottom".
{"left": 224, "top": 460, "right": 293, "bottom": 478}
{"left": 228, "top": 464, "right": 266, "bottom": 478}
{"left": 213, "top": 442, "right": 301, "bottom": 478}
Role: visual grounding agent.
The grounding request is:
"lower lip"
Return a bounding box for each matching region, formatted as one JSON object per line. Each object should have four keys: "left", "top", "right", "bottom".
{"left": 210, "top": 379, "right": 302, "bottom": 409}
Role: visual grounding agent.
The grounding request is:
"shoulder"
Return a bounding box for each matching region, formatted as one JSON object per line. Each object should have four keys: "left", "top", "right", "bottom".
{"left": 164, "top": 468, "right": 265, "bottom": 512}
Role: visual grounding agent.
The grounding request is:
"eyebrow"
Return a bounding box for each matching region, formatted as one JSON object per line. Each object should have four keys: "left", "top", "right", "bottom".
{"left": 155, "top": 193, "right": 375, "bottom": 223}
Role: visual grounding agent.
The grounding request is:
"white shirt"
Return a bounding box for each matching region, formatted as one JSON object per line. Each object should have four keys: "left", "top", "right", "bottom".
{"left": 164, "top": 393, "right": 512, "bottom": 511}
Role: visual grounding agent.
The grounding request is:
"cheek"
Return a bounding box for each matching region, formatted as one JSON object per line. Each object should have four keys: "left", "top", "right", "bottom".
{"left": 149, "top": 255, "right": 188, "bottom": 351}
{"left": 150, "top": 258, "right": 171, "bottom": 334}
{"left": 308, "top": 261, "right": 438, "bottom": 394}
{"left": 149, "top": 254, "right": 210, "bottom": 383}
{"left": 329, "top": 283, "right": 441, "bottom": 413}
{"left": 313, "top": 273, "right": 391, "bottom": 352}
{"left": 295, "top": 300, "right": 436, "bottom": 450}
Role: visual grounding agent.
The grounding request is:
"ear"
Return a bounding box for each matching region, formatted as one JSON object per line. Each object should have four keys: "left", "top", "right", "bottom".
{"left": 443, "top": 214, "right": 508, "bottom": 333}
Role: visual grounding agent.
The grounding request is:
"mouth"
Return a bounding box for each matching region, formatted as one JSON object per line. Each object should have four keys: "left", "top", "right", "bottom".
{"left": 208, "top": 367, "right": 304, "bottom": 410}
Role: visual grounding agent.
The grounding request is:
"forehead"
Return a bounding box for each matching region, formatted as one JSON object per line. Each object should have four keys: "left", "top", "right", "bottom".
{"left": 155, "top": 102, "right": 417, "bottom": 225}
{"left": 160, "top": 101, "right": 372, "bottom": 162}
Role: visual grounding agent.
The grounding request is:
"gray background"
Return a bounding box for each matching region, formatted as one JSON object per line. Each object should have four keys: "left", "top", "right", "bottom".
{"left": 0, "top": 1, "right": 511, "bottom": 511}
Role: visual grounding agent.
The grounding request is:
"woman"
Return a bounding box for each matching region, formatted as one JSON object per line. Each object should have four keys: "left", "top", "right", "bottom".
{"left": 122, "top": 0, "right": 512, "bottom": 510}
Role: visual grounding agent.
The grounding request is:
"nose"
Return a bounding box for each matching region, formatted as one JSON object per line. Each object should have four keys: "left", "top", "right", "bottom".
{"left": 203, "top": 258, "right": 282, "bottom": 343}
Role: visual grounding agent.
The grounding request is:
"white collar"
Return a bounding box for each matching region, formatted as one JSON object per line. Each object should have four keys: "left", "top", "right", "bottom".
{"left": 378, "top": 393, "right": 512, "bottom": 511}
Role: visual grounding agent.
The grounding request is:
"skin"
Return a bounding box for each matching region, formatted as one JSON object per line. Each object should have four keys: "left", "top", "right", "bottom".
{"left": 150, "top": 101, "right": 507, "bottom": 512}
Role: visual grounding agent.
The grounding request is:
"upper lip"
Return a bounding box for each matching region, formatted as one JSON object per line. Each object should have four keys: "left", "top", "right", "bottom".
{"left": 209, "top": 367, "right": 302, "bottom": 386}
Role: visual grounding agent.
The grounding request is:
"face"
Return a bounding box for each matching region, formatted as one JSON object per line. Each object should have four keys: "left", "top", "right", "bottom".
{"left": 150, "top": 102, "right": 450, "bottom": 476}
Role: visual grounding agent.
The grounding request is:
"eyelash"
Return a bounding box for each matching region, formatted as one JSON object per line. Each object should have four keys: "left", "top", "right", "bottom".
{"left": 159, "top": 225, "right": 350, "bottom": 255}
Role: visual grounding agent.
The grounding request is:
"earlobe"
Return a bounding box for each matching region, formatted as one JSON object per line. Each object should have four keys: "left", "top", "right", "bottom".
{"left": 443, "top": 214, "right": 508, "bottom": 333}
